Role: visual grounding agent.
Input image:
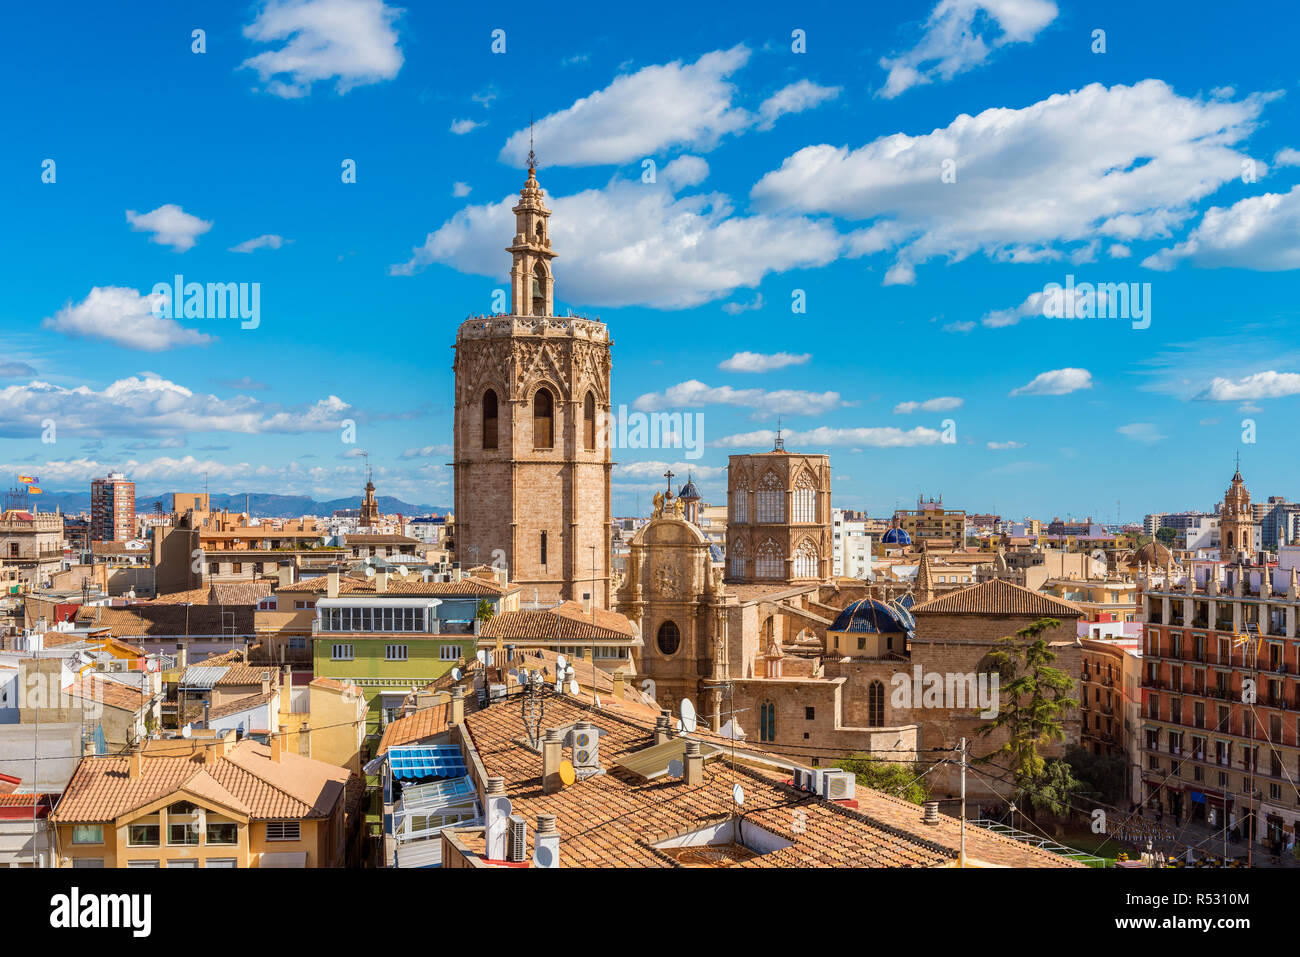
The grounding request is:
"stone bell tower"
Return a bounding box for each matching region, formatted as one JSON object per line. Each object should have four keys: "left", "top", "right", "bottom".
{"left": 1220, "top": 461, "right": 1255, "bottom": 561}
{"left": 452, "top": 150, "right": 613, "bottom": 608}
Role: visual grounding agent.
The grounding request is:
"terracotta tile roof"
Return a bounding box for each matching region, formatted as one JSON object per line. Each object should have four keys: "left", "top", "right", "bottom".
{"left": 207, "top": 689, "right": 278, "bottom": 722}
{"left": 209, "top": 581, "right": 275, "bottom": 605}
{"left": 308, "top": 676, "right": 361, "bottom": 695}
{"left": 74, "top": 604, "right": 256, "bottom": 636}
{"left": 148, "top": 587, "right": 213, "bottom": 605}
{"left": 480, "top": 603, "right": 638, "bottom": 644}
{"left": 376, "top": 704, "right": 452, "bottom": 754}
{"left": 913, "top": 578, "right": 1084, "bottom": 618}
{"left": 63, "top": 674, "right": 150, "bottom": 713}
{"left": 458, "top": 696, "right": 1080, "bottom": 868}
{"left": 51, "top": 740, "right": 351, "bottom": 823}
{"left": 214, "top": 663, "right": 275, "bottom": 687}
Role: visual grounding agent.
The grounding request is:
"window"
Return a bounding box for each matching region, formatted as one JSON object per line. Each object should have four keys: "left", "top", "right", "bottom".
{"left": 792, "top": 475, "right": 816, "bottom": 523}
{"left": 265, "top": 821, "right": 301, "bottom": 842}
{"left": 867, "top": 680, "right": 885, "bottom": 726}
{"left": 289, "top": 636, "right": 307, "bottom": 650}
{"left": 128, "top": 824, "right": 159, "bottom": 846}
{"left": 71, "top": 858, "right": 104, "bottom": 868}
{"left": 792, "top": 539, "right": 818, "bottom": 579}
{"left": 533, "top": 388, "right": 554, "bottom": 449}
{"left": 805, "top": 707, "right": 815, "bottom": 720}
{"left": 731, "top": 488, "right": 748, "bottom": 524}
{"left": 756, "top": 472, "right": 784, "bottom": 523}
{"left": 583, "top": 392, "right": 596, "bottom": 451}
{"left": 168, "top": 823, "right": 200, "bottom": 846}
{"left": 656, "top": 620, "right": 681, "bottom": 656}
{"left": 729, "top": 539, "right": 746, "bottom": 578}
{"left": 206, "top": 858, "right": 238, "bottom": 868}
{"left": 439, "top": 644, "right": 460, "bottom": 661}
{"left": 531, "top": 260, "right": 548, "bottom": 315}
{"left": 482, "top": 389, "right": 499, "bottom": 449}
{"left": 206, "top": 822, "right": 238, "bottom": 845}
{"left": 167, "top": 859, "right": 198, "bottom": 868}
{"left": 385, "top": 644, "right": 408, "bottom": 661}
{"left": 72, "top": 825, "right": 103, "bottom": 844}
{"left": 755, "top": 539, "right": 782, "bottom": 579}
{"left": 331, "top": 644, "right": 354, "bottom": 661}
{"left": 540, "top": 530, "right": 548, "bottom": 566}
{"left": 760, "top": 701, "right": 776, "bottom": 742}
{"left": 126, "top": 860, "right": 159, "bottom": 868}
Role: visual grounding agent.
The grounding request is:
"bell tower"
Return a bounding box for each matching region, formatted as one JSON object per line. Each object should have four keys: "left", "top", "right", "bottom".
{"left": 1220, "top": 459, "right": 1255, "bottom": 561}
{"left": 452, "top": 151, "right": 613, "bottom": 608}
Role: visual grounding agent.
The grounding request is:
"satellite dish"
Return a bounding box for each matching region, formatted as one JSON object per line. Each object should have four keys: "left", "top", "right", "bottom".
{"left": 564, "top": 665, "right": 575, "bottom": 680}
{"left": 568, "top": 679, "right": 580, "bottom": 695}
{"left": 680, "top": 698, "right": 698, "bottom": 734}
{"left": 556, "top": 654, "right": 567, "bottom": 670}
{"left": 667, "top": 759, "right": 684, "bottom": 779}
{"left": 451, "top": 667, "right": 462, "bottom": 681}
{"left": 675, "top": 718, "right": 684, "bottom": 734}
{"left": 397, "top": 565, "right": 409, "bottom": 577}
{"left": 476, "top": 650, "right": 487, "bottom": 663}
{"left": 558, "top": 760, "right": 576, "bottom": 786}
{"left": 365, "top": 566, "right": 376, "bottom": 578}
{"left": 181, "top": 724, "right": 192, "bottom": 738}
{"left": 733, "top": 783, "right": 745, "bottom": 805}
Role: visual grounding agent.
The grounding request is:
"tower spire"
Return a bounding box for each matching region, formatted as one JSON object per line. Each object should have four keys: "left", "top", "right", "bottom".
{"left": 527, "top": 113, "right": 537, "bottom": 175}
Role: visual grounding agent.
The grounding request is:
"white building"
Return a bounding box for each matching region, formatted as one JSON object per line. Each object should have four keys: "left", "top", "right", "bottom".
{"left": 831, "top": 509, "right": 872, "bottom": 578}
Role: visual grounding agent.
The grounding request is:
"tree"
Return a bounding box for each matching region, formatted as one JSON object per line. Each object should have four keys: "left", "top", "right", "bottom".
{"left": 475, "top": 598, "right": 496, "bottom": 622}
{"left": 1155, "top": 527, "right": 1179, "bottom": 547}
{"left": 977, "top": 617, "right": 1080, "bottom": 823}
{"left": 1065, "top": 744, "right": 1128, "bottom": 805}
{"left": 836, "top": 754, "right": 931, "bottom": 805}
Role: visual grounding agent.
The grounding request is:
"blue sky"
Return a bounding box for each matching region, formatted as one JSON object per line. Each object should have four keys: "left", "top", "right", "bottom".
{"left": 3, "top": 0, "right": 1299, "bottom": 520}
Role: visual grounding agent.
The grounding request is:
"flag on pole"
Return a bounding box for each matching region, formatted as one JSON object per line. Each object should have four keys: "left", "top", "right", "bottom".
{"left": 17, "top": 475, "right": 35, "bottom": 484}
{"left": 28, "top": 487, "right": 42, "bottom": 494}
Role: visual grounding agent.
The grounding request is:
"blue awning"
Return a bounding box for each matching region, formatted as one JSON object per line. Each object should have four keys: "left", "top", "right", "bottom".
{"left": 388, "top": 745, "right": 468, "bottom": 780}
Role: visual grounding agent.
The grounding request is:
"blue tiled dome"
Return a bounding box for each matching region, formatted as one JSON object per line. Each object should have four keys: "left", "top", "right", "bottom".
{"left": 678, "top": 479, "right": 701, "bottom": 501}
{"left": 829, "top": 598, "right": 913, "bottom": 635}
{"left": 881, "top": 526, "right": 912, "bottom": 545}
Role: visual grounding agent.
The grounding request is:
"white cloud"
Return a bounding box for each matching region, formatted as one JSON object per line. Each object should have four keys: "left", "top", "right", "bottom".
{"left": 942, "top": 320, "right": 975, "bottom": 333}
{"left": 391, "top": 178, "right": 844, "bottom": 309}
{"left": 878, "top": 0, "right": 1058, "bottom": 98}
{"left": 1109, "top": 243, "right": 1132, "bottom": 258}
{"left": 753, "top": 81, "right": 1274, "bottom": 284}
{"left": 986, "top": 440, "right": 1024, "bottom": 450}
{"left": 1117, "top": 422, "right": 1167, "bottom": 443}
{"left": 1009, "top": 367, "right": 1092, "bottom": 396}
{"left": 721, "top": 294, "right": 764, "bottom": 315}
{"left": 615, "top": 461, "right": 726, "bottom": 481}
{"left": 981, "top": 286, "right": 1108, "bottom": 328}
{"left": 241, "top": 0, "right": 403, "bottom": 97}
{"left": 42, "top": 287, "right": 214, "bottom": 352}
{"left": 400, "top": 444, "right": 453, "bottom": 459}
{"left": 450, "top": 118, "right": 483, "bottom": 135}
{"left": 662, "top": 155, "right": 709, "bottom": 189}
{"left": 126, "top": 204, "right": 212, "bottom": 252}
{"left": 229, "top": 234, "right": 288, "bottom": 253}
{"left": 1198, "top": 371, "right": 1300, "bottom": 401}
{"left": 500, "top": 46, "right": 753, "bottom": 167}
{"left": 451, "top": 181, "right": 472, "bottom": 198}
{"left": 718, "top": 351, "right": 810, "bottom": 372}
{"left": 633, "top": 380, "right": 841, "bottom": 418}
{"left": 1273, "top": 147, "right": 1300, "bottom": 167}
{"left": 711, "top": 426, "right": 944, "bottom": 448}
{"left": 757, "top": 79, "right": 840, "bottom": 129}
{"left": 893, "top": 396, "right": 963, "bottom": 413}
{"left": 0, "top": 373, "right": 351, "bottom": 439}
{"left": 1143, "top": 185, "right": 1300, "bottom": 272}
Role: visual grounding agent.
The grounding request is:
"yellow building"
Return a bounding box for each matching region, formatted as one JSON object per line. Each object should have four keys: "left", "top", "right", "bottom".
{"left": 49, "top": 731, "right": 359, "bottom": 868}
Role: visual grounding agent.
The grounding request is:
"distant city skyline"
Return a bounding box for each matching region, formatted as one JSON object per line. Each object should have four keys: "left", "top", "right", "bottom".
{"left": 4, "top": 0, "right": 1299, "bottom": 519}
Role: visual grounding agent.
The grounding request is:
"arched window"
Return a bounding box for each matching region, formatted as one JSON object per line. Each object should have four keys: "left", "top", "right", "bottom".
{"left": 583, "top": 392, "right": 596, "bottom": 451}
{"left": 867, "top": 681, "right": 885, "bottom": 726}
{"left": 792, "top": 473, "right": 816, "bottom": 523}
{"left": 656, "top": 620, "right": 681, "bottom": 656}
{"left": 481, "top": 389, "right": 498, "bottom": 450}
{"left": 531, "top": 261, "right": 548, "bottom": 316}
{"left": 533, "top": 388, "right": 554, "bottom": 449}
{"left": 792, "top": 539, "right": 818, "bottom": 579}
{"left": 731, "top": 487, "right": 749, "bottom": 524}
{"left": 760, "top": 700, "right": 776, "bottom": 742}
{"left": 540, "top": 531, "right": 548, "bottom": 566}
{"left": 756, "top": 472, "right": 784, "bottom": 523}
{"left": 728, "top": 538, "right": 746, "bottom": 578}
{"left": 755, "top": 539, "right": 782, "bottom": 579}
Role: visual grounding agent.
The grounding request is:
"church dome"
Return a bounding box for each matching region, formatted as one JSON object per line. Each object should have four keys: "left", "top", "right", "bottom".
{"left": 678, "top": 476, "right": 701, "bottom": 501}
{"left": 1132, "top": 541, "right": 1175, "bottom": 567}
{"left": 881, "top": 526, "right": 911, "bottom": 545}
{"left": 829, "top": 598, "right": 913, "bottom": 635}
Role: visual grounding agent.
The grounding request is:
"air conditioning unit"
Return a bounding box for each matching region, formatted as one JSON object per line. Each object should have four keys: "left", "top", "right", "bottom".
{"left": 571, "top": 723, "right": 600, "bottom": 769}
{"left": 821, "top": 770, "right": 856, "bottom": 801}
{"left": 793, "top": 767, "right": 821, "bottom": 792}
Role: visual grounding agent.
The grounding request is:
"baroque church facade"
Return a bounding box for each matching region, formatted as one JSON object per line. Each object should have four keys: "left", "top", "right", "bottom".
{"left": 451, "top": 160, "right": 613, "bottom": 608}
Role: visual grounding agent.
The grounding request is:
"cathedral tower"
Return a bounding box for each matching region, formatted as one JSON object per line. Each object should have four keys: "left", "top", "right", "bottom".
{"left": 452, "top": 158, "right": 613, "bottom": 608}
{"left": 1220, "top": 463, "right": 1255, "bottom": 561}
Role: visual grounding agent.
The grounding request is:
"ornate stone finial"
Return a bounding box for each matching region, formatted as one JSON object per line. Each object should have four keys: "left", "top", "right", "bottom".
{"left": 1289, "top": 565, "right": 1299, "bottom": 601}
{"left": 527, "top": 114, "right": 537, "bottom": 176}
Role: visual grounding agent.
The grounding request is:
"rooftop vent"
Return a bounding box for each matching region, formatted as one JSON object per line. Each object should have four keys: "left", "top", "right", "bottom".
{"left": 923, "top": 801, "right": 940, "bottom": 826}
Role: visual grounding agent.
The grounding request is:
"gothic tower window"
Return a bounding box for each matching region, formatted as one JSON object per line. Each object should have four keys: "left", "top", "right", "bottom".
{"left": 755, "top": 539, "right": 781, "bottom": 579}
{"left": 481, "top": 389, "right": 498, "bottom": 450}
{"left": 583, "top": 392, "right": 596, "bottom": 451}
{"left": 533, "top": 388, "right": 554, "bottom": 449}
{"left": 756, "top": 472, "right": 784, "bottom": 523}
{"left": 731, "top": 487, "right": 749, "bottom": 524}
{"left": 531, "top": 261, "right": 548, "bottom": 316}
{"left": 729, "top": 538, "right": 746, "bottom": 578}
{"left": 793, "top": 539, "right": 818, "bottom": 579}
{"left": 867, "top": 680, "right": 885, "bottom": 726}
{"left": 540, "top": 530, "right": 548, "bottom": 566}
{"left": 656, "top": 620, "right": 681, "bottom": 656}
{"left": 760, "top": 700, "right": 776, "bottom": 742}
{"left": 793, "top": 474, "right": 816, "bottom": 523}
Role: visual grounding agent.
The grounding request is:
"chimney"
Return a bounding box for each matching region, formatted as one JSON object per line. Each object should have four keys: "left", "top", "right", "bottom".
{"left": 375, "top": 569, "right": 389, "bottom": 593}
{"left": 684, "top": 740, "right": 703, "bottom": 786}
{"left": 128, "top": 750, "right": 143, "bottom": 779}
{"left": 202, "top": 700, "right": 210, "bottom": 728}
{"left": 923, "top": 801, "right": 940, "bottom": 826}
{"left": 261, "top": 671, "right": 271, "bottom": 695}
{"left": 485, "top": 777, "right": 508, "bottom": 860}
{"left": 654, "top": 713, "right": 671, "bottom": 746}
{"left": 277, "top": 564, "right": 293, "bottom": 589}
{"left": 542, "top": 728, "right": 564, "bottom": 794}
{"left": 279, "top": 666, "right": 292, "bottom": 715}
{"left": 271, "top": 724, "right": 284, "bottom": 763}
{"left": 327, "top": 567, "right": 340, "bottom": 599}
{"left": 534, "top": 814, "right": 560, "bottom": 868}
{"left": 611, "top": 671, "right": 625, "bottom": 701}
{"left": 450, "top": 686, "right": 466, "bottom": 725}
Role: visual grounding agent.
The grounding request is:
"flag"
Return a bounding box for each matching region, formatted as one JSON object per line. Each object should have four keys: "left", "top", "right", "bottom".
{"left": 17, "top": 475, "right": 35, "bottom": 484}
{"left": 28, "top": 487, "right": 42, "bottom": 494}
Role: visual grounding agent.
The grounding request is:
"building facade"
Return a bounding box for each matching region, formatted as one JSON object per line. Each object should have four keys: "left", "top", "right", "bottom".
{"left": 90, "top": 473, "right": 135, "bottom": 543}
{"left": 452, "top": 163, "right": 613, "bottom": 609}
{"left": 724, "top": 445, "right": 832, "bottom": 584}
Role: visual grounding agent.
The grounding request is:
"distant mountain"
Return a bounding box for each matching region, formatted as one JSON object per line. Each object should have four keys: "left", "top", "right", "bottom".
{"left": 16, "top": 490, "right": 447, "bottom": 518}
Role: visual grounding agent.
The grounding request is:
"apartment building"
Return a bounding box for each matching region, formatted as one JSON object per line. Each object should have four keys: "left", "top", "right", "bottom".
{"left": 90, "top": 473, "right": 135, "bottom": 543}
{"left": 831, "top": 508, "right": 872, "bottom": 578}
